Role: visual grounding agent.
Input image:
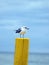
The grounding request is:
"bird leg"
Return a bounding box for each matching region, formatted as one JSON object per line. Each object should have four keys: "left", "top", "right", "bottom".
{"left": 23, "top": 34, "right": 24, "bottom": 38}
{"left": 20, "top": 34, "right": 21, "bottom": 38}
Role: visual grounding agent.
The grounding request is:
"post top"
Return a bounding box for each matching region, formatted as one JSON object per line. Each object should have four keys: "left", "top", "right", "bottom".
{"left": 16, "top": 38, "right": 29, "bottom": 40}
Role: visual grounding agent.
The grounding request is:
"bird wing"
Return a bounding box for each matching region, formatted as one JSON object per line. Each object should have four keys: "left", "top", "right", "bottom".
{"left": 16, "top": 28, "right": 21, "bottom": 33}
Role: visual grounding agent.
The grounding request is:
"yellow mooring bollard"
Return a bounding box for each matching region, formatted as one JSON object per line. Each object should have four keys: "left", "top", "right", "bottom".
{"left": 14, "top": 38, "right": 29, "bottom": 65}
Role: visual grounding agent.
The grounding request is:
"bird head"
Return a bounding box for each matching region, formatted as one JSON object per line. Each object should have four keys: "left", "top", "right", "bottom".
{"left": 23, "top": 26, "right": 29, "bottom": 30}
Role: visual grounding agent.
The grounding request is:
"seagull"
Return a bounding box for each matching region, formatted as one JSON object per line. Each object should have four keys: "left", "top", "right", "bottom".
{"left": 15, "top": 26, "right": 29, "bottom": 38}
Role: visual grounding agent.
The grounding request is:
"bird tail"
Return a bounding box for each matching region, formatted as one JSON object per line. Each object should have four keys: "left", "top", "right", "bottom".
{"left": 15, "top": 30, "right": 18, "bottom": 33}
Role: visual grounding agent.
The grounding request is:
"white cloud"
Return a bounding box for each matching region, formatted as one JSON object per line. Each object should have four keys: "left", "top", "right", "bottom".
{"left": 0, "top": 0, "right": 49, "bottom": 13}
{"left": 0, "top": 19, "right": 21, "bottom": 25}
{"left": 0, "top": 19, "right": 25, "bottom": 30}
{"left": 0, "top": 25, "right": 21, "bottom": 30}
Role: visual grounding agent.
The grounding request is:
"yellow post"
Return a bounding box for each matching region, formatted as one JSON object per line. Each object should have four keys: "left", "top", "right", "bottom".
{"left": 14, "top": 38, "right": 29, "bottom": 65}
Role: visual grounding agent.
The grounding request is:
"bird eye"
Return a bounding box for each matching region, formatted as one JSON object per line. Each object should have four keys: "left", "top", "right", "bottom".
{"left": 25, "top": 27, "right": 27, "bottom": 28}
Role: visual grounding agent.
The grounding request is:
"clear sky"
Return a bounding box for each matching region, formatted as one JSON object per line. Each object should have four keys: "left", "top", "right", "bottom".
{"left": 0, "top": 0, "right": 49, "bottom": 53}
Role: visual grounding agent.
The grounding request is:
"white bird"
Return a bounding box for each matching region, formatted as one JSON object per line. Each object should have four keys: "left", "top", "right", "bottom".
{"left": 15, "top": 26, "right": 29, "bottom": 38}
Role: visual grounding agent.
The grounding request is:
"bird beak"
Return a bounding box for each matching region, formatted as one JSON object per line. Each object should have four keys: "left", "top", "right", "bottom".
{"left": 25, "top": 27, "right": 29, "bottom": 30}
{"left": 24, "top": 27, "right": 29, "bottom": 30}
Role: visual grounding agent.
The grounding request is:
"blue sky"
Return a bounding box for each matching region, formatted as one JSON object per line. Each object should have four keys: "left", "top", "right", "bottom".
{"left": 0, "top": 0, "right": 49, "bottom": 53}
